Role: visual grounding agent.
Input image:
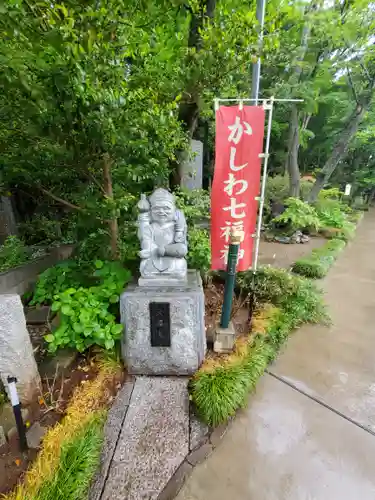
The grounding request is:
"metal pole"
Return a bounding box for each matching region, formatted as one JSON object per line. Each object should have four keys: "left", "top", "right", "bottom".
{"left": 220, "top": 231, "right": 241, "bottom": 329}
{"left": 251, "top": 0, "right": 266, "bottom": 104}
{"left": 253, "top": 97, "right": 274, "bottom": 271}
{"left": 216, "top": 98, "right": 304, "bottom": 103}
{"left": 7, "top": 376, "right": 28, "bottom": 452}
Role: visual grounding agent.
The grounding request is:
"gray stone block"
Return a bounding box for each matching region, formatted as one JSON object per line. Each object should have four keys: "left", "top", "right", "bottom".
{"left": 0, "top": 294, "right": 40, "bottom": 403}
{"left": 101, "top": 377, "right": 189, "bottom": 500}
{"left": 180, "top": 139, "right": 203, "bottom": 190}
{"left": 26, "top": 422, "right": 46, "bottom": 449}
{"left": 89, "top": 380, "right": 135, "bottom": 500}
{"left": 190, "top": 411, "right": 209, "bottom": 451}
{"left": 214, "top": 321, "right": 236, "bottom": 354}
{"left": 120, "top": 270, "right": 206, "bottom": 375}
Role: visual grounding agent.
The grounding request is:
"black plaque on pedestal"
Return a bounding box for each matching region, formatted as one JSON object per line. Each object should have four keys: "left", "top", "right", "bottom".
{"left": 150, "top": 302, "right": 171, "bottom": 347}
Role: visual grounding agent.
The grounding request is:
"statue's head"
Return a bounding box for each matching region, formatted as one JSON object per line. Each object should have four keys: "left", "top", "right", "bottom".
{"left": 149, "top": 188, "right": 176, "bottom": 223}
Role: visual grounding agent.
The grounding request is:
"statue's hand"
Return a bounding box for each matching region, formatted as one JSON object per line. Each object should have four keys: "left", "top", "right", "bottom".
{"left": 139, "top": 249, "right": 151, "bottom": 259}
{"left": 157, "top": 245, "right": 165, "bottom": 257}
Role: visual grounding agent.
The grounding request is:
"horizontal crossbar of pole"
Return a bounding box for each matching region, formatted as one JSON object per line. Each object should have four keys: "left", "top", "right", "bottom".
{"left": 216, "top": 98, "right": 304, "bottom": 102}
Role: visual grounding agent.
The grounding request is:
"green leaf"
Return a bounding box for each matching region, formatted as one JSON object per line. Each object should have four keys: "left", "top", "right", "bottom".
{"left": 51, "top": 301, "right": 61, "bottom": 312}
{"left": 45, "top": 334, "right": 55, "bottom": 343}
{"left": 109, "top": 294, "right": 119, "bottom": 303}
{"left": 73, "top": 322, "right": 83, "bottom": 333}
{"left": 111, "top": 323, "right": 123, "bottom": 335}
{"left": 95, "top": 260, "right": 104, "bottom": 269}
{"left": 105, "top": 338, "right": 115, "bottom": 350}
{"left": 61, "top": 304, "right": 73, "bottom": 316}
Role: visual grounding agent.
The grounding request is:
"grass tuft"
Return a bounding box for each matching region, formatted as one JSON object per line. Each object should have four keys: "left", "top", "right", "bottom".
{"left": 34, "top": 412, "right": 105, "bottom": 500}
{"left": 4, "top": 365, "right": 119, "bottom": 500}
{"left": 191, "top": 340, "right": 274, "bottom": 427}
{"left": 292, "top": 239, "right": 346, "bottom": 278}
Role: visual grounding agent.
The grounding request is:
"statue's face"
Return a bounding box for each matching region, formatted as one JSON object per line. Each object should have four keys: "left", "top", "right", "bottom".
{"left": 151, "top": 201, "right": 175, "bottom": 223}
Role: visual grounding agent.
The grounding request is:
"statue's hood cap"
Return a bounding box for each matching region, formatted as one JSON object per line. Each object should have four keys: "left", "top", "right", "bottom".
{"left": 149, "top": 188, "right": 175, "bottom": 205}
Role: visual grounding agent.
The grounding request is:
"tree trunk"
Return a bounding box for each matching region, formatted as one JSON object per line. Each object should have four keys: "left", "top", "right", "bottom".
{"left": 287, "top": 104, "right": 300, "bottom": 197}
{"left": 285, "top": 6, "right": 314, "bottom": 195}
{"left": 103, "top": 153, "right": 119, "bottom": 260}
{"left": 179, "top": 0, "right": 216, "bottom": 138}
{"left": 307, "top": 102, "right": 371, "bottom": 202}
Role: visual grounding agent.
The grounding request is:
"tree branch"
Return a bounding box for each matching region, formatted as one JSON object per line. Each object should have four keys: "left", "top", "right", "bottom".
{"left": 38, "top": 186, "right": 84, "bottom": 212}
{"left": 346, "top": 65, "right": 359, "bottom": 104}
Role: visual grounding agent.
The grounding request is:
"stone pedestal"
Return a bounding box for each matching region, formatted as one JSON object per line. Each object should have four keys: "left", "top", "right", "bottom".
{"left": 120, "top": 270, "right": 206, "bottom": 375}
{"left": 0, "top": 294, "right": 41, "bottom": 403}
{"left": 214, "top": 321, "right": 236, "bottom": 354}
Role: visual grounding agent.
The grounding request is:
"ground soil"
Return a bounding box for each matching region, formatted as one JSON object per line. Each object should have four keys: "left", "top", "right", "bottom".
{"left": 257, "top": 236, "right": 326, "bottom": 269}
{"left": 0, "top": 354, "right": 109, "bottom": 495}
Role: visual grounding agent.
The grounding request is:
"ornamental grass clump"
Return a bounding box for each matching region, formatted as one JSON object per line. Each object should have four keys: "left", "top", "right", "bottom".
{"left": 292, "top": 239, "right": 346, "bottom": 278}
{"left": 5, "top": 362, "right": 119, "bottom": 500}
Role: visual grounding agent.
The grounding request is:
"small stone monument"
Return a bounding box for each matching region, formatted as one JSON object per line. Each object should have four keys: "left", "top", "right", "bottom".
{"left": 0, "top": 294, "right": 40, "bottom": 403}
{"left": 180, "top": 139, "right": 203, "bottom": 190}
{"left": 120, "top": 188, "right": 206, "bottom": 375}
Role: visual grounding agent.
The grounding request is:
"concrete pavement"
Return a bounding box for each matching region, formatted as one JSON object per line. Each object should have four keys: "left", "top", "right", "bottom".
{"left": 177, "top": 212, "right": 375, "bottom": 500}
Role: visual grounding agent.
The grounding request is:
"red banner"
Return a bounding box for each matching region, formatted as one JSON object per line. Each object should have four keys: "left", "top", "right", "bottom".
{"left": 211, "top": 105, "right": 265, "bottom": 271}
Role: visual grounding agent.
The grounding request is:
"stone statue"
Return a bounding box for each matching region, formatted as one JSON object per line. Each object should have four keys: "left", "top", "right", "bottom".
{"left": 137, "top": 188, "right": 188, "bottom": 285}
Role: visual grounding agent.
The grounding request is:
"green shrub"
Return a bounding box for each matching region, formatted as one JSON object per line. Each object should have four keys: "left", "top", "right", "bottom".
{"left": 34, "top": 412, "right": 105, "bottom": 500}
{"left": 187, "top": 227, "right": 211, "bottom": 277}
{"left": 0, "top": 235, "right": 29, "bottom": 272}
{"left": 238, "top": 267, "right": 328, "bottom": 323}
{"left": 45, "top": 261, "right": 131, "bottom": 352}
{"left": 31, "top": 260, "right": 93, "bottom": 305}
{"left": 292, "top": 239, "right": 346, "bottom": 278}
{"left": 174, "top": 187, "right": 210, "bottom": 226}
{"left": 272, "top": 197, "right": 321, "bottom": 232}
{"left": 314, "top": 190, "right": 356, "bottom": 241}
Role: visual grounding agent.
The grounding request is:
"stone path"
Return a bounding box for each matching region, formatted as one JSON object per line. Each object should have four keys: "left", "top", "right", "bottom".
{"left": 90, "top": 377, "right": 210, "bottom": 500}
{"left": 176, "top": 211, "right": 375, "bottom": 500}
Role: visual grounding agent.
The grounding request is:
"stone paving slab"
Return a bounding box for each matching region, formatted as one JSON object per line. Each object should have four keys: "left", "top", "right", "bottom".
{"left": 101, "top": 377, "right": 189, "bottom": 500}
{"left": 176, "top": 374, "right": 375, "bottom": 500}
{"left": 89, "top": 379, "right": 135, "bottom": 500}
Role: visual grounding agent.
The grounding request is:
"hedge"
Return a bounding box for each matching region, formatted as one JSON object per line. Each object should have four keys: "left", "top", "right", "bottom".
{"left": 292, "top": 238, "right": 346, "bottom": 278}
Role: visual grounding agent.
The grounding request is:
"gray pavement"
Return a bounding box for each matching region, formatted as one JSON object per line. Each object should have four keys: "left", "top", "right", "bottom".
{"left": 177, "top": 211, "right": 375, "bottom": 500}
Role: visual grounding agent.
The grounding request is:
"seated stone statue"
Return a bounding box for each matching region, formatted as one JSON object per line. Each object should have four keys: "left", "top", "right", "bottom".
{"left": 137, "top": 188, "right": 188, "bottom": 284}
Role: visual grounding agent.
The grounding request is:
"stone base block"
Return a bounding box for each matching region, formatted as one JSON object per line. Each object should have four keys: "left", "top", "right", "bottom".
{"left": 120, "top": 270, "right": 206, "bottom": 375}
{"left": 213, "top": 321, "right": 236, "bottom": 354}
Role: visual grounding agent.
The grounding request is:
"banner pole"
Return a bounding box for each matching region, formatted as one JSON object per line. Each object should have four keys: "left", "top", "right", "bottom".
{"left": 252, "top": 96, "right": 274, "bottom": 272}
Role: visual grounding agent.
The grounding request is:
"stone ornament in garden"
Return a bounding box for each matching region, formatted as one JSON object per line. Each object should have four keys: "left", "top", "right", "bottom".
{"left": 120, "top": 188, "right": 206, "bottom": 375}
{"left": 0, "top": 294, "right": 40, "bottom": 404}
{"left": 137, "top": 188, "right": 188, "bottom": 286}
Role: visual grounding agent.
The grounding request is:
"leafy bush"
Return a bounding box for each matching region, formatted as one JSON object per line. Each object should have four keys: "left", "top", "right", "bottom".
{"left": 187, "top": 227, "right": 211, "bottom": 277}
{"left": 45, "top": 261, "right": 131, "bottom": 352}
{"left": 34, "top": 413, "right": 105, "bottom": 500}
{"left": 315, "top": 196, "right": 356, "bottom": 241}
{"left": 318, "top": 187, "right": 343, "bottom": 200}
{"left": 272, "top": 197, "right": 321, "bottom": 232}
{"left": 292, "top": 239, "right": 346, "bottom": 278}
{"left": 238, "top": 267, "right": 328, "bottom": 325}
{"left": 0, "top": 235, "right": 29, "bottom": 272}
{"left": 263, "top": 175, "right": 313, "bottom": 219}
{"left": 31, "top": 260, "right": 93, "bottom": 305}
{"left": 174, "top": 187, "right": 210, "bottom": 226}
{"left": 191, "top": 268, "right": 328, "bottom": 426}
